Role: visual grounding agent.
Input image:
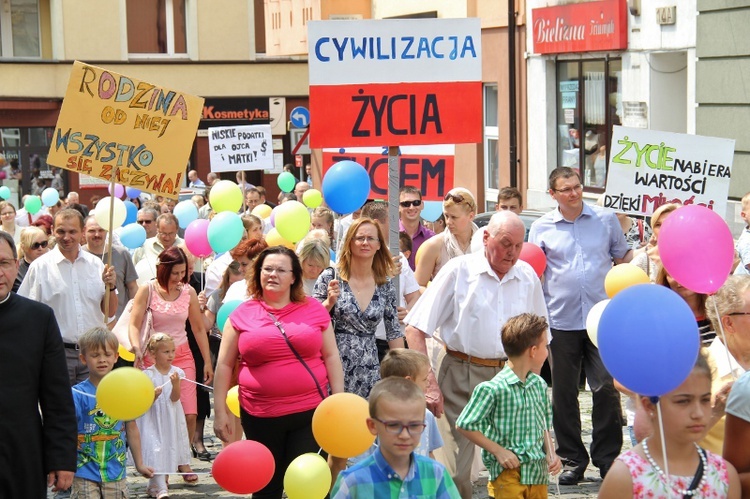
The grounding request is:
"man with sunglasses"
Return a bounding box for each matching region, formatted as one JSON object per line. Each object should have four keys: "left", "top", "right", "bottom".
{"left": 136, "top": 207, "right": 159, "bottom": 239}
{"left": 132, "top": 213, "right": 183, "bottom": 281}
{"left": 399, "top": 186, "right": 435, "bottom": 270}
{"left": 528, "top": 166, "right": 633, "bottom": 485}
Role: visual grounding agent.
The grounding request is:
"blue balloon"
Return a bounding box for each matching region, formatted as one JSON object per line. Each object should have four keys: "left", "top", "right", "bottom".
{"left": 321, "top": 160, "right": 370, "bottom": 215}
{"left": 41, "top": 188, "right": 60, "bottom": 207}
{"left": 207, "top": 212, "right": 244, "bottom": 253}
{"left": 119, "top": 223, "right": 147, "bottom": 250}
{"left": 123, "top": 200, "right": 138, "bottom": 225}
{"left": 421, "top": 201, "right": 443, "bottom": 223}
{"left": 598, "top": 284, "right": 700, "bottom": 397}
{"left": 174, "top": 200, "right": 199, "bottom": 229}
{"left": 217, "top": 300, "right": 243, "bottom": 332}
{"left": 125, "top": 186, "right": 141, "bottom": 199}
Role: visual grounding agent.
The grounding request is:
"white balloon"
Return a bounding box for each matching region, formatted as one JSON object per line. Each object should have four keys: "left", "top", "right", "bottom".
{"left": 94, "top": 196, "right": 127, "bottom": 231}
{"left": 586, "top": 299, "right": 611, "bottom": 348}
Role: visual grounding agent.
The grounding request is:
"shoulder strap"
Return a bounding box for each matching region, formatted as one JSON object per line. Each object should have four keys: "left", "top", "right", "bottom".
{"left": 683, "top": 447, "right": 706, "bottom": 499}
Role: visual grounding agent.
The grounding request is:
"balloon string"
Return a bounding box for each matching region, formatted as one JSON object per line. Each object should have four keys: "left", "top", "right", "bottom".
{"left": 545, "top": 431, "right": 560, "bottom": 498}
{"left": 72, "top": 388, "right": 96, "bottom": 399}
{"left": 151, "top": 472, "right": 213, "bottom": 475}
{"left": 713, "top": 298, "right": 739, "bottom": 380}
{"left": 656, "top": 402, "right": 673, "bottom": 499}
{"left": 158, "top": 377, "right": 214, "bottom": 391}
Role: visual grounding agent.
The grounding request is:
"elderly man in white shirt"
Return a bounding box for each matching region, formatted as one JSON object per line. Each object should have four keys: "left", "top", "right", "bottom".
{"left": 404, "top": 211, "right": 549, "bottom": 499}
{"left": 132, "top": 213, "right": 184, "bottom": 283}
{"left": 18, "top": 209, "right": 117, "bottom": 385}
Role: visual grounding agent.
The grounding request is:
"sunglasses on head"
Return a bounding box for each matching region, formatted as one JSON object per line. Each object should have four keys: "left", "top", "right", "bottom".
{"left": 399, "top": 200, "right": 422, "bottom": 208}
{"left": 444, "top": 192, "right": 465, "bottom": 204}
{"left": 31, "top": 240, "right": 48, "bottom": 250}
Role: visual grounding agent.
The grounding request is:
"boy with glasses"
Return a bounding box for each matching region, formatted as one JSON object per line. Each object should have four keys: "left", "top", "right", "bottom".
{"left": 331, "top": 377, "right": 459, "bottom": 498}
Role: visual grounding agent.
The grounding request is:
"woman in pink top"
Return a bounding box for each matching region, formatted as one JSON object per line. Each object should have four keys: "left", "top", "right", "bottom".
{"left": 213, "top": 246, "right": 344, "bottom": 499}
{"left": 129, "top": 246, "right": 213, "bottom": 484}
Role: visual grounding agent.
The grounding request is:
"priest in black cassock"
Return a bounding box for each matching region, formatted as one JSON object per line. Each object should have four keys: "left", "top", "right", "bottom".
{"left": 0, "top": 231, "right": 76, "bottom": 497}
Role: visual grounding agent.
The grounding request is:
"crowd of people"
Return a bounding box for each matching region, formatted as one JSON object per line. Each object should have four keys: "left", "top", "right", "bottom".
{"left": 2, "top": 166, "right": 750, "bottom": 498}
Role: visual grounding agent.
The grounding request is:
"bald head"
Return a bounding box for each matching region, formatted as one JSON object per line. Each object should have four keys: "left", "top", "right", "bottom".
{"left": 483, "top": 211, "right": 526, "bottom": 279}
{"left": 486, "top": 211, "right": 525, "bottom": 237}
{"left": 294, "top": 181, "right": 310, "bottom": 199}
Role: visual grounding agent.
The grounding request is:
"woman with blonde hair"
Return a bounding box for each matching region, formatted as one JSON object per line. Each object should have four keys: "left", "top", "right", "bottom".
{"left": 298, "top": 237, "right": 330, "bottom": 296}
{"left": 0, "top": 201, "right": 22, "bottom": 245}
{"left": 314, "top": 217, "right": 404, "bottom": 397}
{"left": 414, "top": 187, "right": 478, "bottom": 287}
{"left": 13, "top": 226, "right": 49, "bottom": 292}
{"left": 310, "top": 206, "right": 335, "bottom": 243}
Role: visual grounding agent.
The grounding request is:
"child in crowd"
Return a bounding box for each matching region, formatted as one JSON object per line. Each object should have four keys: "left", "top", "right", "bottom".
{"left": 380, "top": 348, "right": 442, "bottom": 458}
{"left": 398, "top": 231, "right": 413, "bottom": 263}
{"left": 457, "top": 313, "right": 561, "bottom": 498}
{"left": 331, "top": 377, "right": 459, "bottom": 498}
{"left": 72, "top": 327, "right": 153, "bottom": 497}
{"left": 136, "top": 333, "right": 192, "bottom": 499}
{"left": 600, "top": 353, "right": 740, "bottom": 498}
{"left": 734, "top": 191, "right": 750, "bottom": 275}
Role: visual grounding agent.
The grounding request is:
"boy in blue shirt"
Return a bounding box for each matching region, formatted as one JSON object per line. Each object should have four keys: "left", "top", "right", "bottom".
{"left": 71, "top": 327, "right": 153, "bottom": 497}
{"left": 332, "top": 377, "right": 459, "bottom": 498}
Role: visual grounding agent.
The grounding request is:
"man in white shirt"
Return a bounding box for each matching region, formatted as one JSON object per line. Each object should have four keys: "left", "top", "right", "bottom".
{"left": 404, "top": 211, "right": 548, "bottom": 498}
{"left": 18, "top": 209, "right": 117, "bottom": 385}
{"left": 132, "top": 213, "right": 184, "bottom": 282}
{"left": 187, "top": 169, "right": 205, "bottom": 188}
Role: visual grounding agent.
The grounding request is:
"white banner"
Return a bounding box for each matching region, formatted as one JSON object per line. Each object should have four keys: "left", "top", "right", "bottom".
{"left": 208, "top": 124, "right": 273, "bottom": 172}
{"left": 604, "top": 126, "right": 735, "bottom": 217}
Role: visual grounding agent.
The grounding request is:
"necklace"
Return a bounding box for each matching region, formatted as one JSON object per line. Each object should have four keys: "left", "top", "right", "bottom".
{"left": 642, "top": 437, "right": 708, "bottom": 497}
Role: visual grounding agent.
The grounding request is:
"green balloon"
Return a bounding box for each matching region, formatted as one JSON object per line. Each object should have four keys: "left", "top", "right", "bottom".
{"left": 207, "top": 211, "right": 244, "bottom": 253}
{"left": 217, "top": 300, "right": 243, "bottom": 332}
{"left": 0, "top": 186, "right": 10, "bottom": 200}
{"left": 277, "top": 172, "right": 296, "bottom": 193}
{"left": 24, "top": 195, "right": 42, "bottom": 215}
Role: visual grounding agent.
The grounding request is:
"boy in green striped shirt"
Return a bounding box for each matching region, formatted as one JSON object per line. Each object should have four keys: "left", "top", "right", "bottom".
{"left": 457, "top": 313, "right": 562, "bottom": 498}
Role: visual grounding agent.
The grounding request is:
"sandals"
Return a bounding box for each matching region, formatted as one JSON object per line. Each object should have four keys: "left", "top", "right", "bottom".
{"left": 156, "top": 491, "right": 169, "bottom": 499}
{"left": 177, "top": 465, "right": 199, "bottom": 485}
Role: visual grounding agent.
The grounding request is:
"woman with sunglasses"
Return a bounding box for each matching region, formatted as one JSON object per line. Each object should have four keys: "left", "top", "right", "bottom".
{"left": 13, "top": 226, "right": 48, "bottom": 292}
{"left": 0, "top": 201, "right": 22, "bottom": 245}
{"left": 414, "top": 188, "right": 478, "bottom": 288}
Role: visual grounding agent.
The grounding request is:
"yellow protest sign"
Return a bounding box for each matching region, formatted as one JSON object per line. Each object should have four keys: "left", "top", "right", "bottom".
{"left": 48, "top": 61, "right": 204, "bottom": 199}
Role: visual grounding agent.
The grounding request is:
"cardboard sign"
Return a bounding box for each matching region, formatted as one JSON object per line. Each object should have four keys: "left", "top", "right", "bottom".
{"left": 308, "top": 19, "right": 482, "bottom": 148}
{"left": 208, "top": 124, "right": 273, "bottom": 172}
{"left": 48, "top": 61, "right": 204, "bottom": 199}
{"left": 604, "top": 126, "right": 735, "bottom": 216}
{"left": 322, "top": 145, "right": 454, "bottom": 201}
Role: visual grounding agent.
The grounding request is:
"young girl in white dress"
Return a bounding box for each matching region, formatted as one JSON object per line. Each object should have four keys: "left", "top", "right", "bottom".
{"left": 138, "top": 333, "right": 192, "bottom": 499}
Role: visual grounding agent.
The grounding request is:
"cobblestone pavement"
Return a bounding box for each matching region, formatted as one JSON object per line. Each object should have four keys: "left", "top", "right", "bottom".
{"left": 67, "top": 390, "right": 629, "bottom": 498}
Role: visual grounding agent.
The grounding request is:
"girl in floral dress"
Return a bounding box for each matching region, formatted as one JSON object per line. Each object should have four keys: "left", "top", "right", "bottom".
{"left": 600, "top": 353, "right": 740, "bottom": 498}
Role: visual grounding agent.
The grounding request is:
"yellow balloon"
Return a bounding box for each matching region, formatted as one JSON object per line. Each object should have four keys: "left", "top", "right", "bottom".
{"left": 284, "top": 453, "right": 331, "bottom": 499}
{"left": 209, "top": 180, "right": 243, "bottom": 213}
{"left": 96, "top": 367, "right": 154, "bottom": 421}
{"left": 302, "top": 189, "right": 323, "bottom": 209}
{"left": 118, "top": 344, "right": 135, "bottom": 362}
{"left": 252, "top": 204, "right": 272, "bottom": 219}
{"left": 604, "top": 263, "right": 651, "bottom": 298}
{"left": 265, "top": 228, "right": 296, "bottom": 250}
{"left": 312, "top": 393, "right": 375, "bottom": 458}
{"left": 227, "top": 385, "right": 241, "bottom": 418}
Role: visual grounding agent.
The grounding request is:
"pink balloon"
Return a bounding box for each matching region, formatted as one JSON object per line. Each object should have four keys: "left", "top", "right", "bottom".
{"left": 519, "top": 242, "right": 546, "bottom": 278}
{"left": 108, "top": 184, "right": 125, "bottom": 198}
{"left": 659, "top": 205, "right": 734, "bottom": 294}
{"left": 184, "top": 219, "right": 212, "bottom": 258}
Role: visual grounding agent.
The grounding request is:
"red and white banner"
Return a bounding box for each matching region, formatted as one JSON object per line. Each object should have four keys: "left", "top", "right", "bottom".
{"left": 532, "top": 0, "right": 628, "bottom": 55}
{"left": 322, "top": 145, "right": 455, "bottom": 201}
{"left": 308, "top": 19, "right": 482, "bottom": 148}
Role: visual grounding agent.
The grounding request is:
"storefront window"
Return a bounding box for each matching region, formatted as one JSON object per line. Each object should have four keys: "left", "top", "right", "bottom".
{"left": 0, "top": 0, "right": 41, "bottom": 58}
{"left": 484, "top": 84, "right": 499, "bottom": 200}
{"left": 557, "top": 59, "right": 622, "bottom": 191}
{"left": 126, "top": 0, "right": 187, "bottom": 56}
{"left": 0, "top": 127, "right": 57, "bottom": 196}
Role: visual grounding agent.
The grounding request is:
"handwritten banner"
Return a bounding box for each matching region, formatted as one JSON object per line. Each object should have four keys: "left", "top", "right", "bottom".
{"left": 208, "top": 124, "right": 273, "bottom": 172}
{"left": 48, "top": 61, "right": 204, "bottom": 199}
{"left": 322, "top": 145, "right": 454, "bottom": 201}
{"left": 604, "top": 126, "right": 735, "bottom": 216}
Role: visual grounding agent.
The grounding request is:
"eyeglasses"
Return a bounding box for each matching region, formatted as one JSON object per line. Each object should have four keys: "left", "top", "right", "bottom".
{"left": 728, "top": 312, "right": 750, "bottom": 317}
{"left": 158, "top": 231, "right": 177, "bottom": 238}
{"left": 31, "top": 240, "right": 48, "bottom": 250}
{"left": 354, "top": 236, "right": 379, "bottom": 244}
{"left": 0, "top": 259, "right": 16, "bottom": 271}
{"left": 0, "top": 211, "right": 15, "bottom": 217}
{"left": 261, "top": 267, "right": 292, "bottom": 275}
{"left": 553, "top": 184, "right": 583, "bottom": 195}
{"left": 137, "top": 219, "right": 154, "bottom": 225}
{"left": 399, "top": 200, "right": 422, "bottom": 208}
{"left": 372, "top": 417, "right": 426, "bottom": 435}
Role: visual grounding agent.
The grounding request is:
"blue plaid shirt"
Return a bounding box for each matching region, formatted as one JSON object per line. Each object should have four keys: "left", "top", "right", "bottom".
{"left": 331, "top": 448, "right": 460, "bottom": 498}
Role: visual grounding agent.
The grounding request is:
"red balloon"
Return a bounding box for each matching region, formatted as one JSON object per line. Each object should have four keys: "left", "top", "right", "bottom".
{"left": 212, "top": 440, "right": 275, "bottom": 494}
{"left": 519, "top": 242, "right": 546, "bottom": 278}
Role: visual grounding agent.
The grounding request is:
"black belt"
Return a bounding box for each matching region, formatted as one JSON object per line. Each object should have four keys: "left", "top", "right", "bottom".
{"left": 63, "top": 342, "right": 78, "bottom": 350}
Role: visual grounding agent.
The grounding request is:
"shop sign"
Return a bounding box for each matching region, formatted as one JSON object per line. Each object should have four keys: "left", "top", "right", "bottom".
{"left": 532, "top": 0, "right": 628, "bottom": 55}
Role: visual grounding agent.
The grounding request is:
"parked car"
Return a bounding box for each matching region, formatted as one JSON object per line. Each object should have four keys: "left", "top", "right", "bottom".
{"left": 473, "top": 209, "right": 546, "bottom": 242}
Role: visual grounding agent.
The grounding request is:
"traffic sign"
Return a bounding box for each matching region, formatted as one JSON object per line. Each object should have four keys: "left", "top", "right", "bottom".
{"left": 290, "top": 128, "right": 311, "bottom": 155}
{"left": 290, "top": 106, "right": 310, "bottom": 128}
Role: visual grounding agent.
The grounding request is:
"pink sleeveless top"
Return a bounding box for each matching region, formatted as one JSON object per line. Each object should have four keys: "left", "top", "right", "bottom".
{"left": 149, "top": 283, "right": 191, "bottom": 346}
{"left": 617, "top": 448, "right": 729, "bottom": 499}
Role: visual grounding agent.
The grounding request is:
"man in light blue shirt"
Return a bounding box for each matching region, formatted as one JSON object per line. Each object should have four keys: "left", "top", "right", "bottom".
{"left": 528, "top": 167, "right": 632, "bottom": 485}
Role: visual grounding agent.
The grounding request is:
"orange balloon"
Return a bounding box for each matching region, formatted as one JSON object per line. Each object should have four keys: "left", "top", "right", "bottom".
{"left": 312, "top": 393, "right": 375, "bottom": 458}
{"left": 604, "top": 263, "right": 651, "bottom": 298}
